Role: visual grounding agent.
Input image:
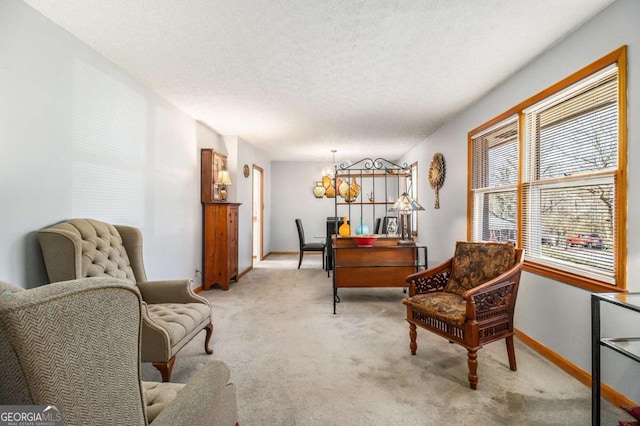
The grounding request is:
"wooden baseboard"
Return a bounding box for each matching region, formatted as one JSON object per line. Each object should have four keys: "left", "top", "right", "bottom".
{"left": 515, "top": 328, "right": 636, "bottom": 407}
{"left": 263, "top": 251, "right": 324, "bottom": 257}
{"left": 269, "top": 250, "right": 322, "bottom": 255}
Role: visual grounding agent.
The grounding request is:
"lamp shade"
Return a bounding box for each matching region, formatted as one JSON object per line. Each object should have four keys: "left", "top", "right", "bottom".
{"left": 216, "top": 170, "right": 232, "bottom": 185}
{"left": 388, "top": 192, "right": 424, "bottom": 213}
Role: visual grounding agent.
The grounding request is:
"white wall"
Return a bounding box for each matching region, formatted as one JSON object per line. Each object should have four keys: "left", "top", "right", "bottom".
{"left": 271, "top": 161, "right": 337, "bottom": 251}
{"left": 400, "top": 140, "right": 468, "bottom": 264}
{"left": 0, "top": 1, "right": 202, "bottom": 288}
{"left": 401, "top": 0, "right": 640, "bottom": 402}
{"left": 225, "top": 136, "right": 272, "bottom": 273}
{"left": 196, "top": 121, "right": 227, "bottom": 154}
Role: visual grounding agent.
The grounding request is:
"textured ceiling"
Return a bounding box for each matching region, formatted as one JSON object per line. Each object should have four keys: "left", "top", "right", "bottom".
{"left": 23, "top": 0, "right": 615, "bottom": 161}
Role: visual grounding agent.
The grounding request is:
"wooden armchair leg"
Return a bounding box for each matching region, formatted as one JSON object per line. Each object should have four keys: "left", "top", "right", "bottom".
{"left": 506, "top": 335, "right": 517, "bottom": 371}
{"left": 204, "top": 322, "right": 214, "bottom": 355}
{"left": 467, "top": 349, "right": 478, "bottom": 390}
{"left": 153, "top": 356, "right": 176, "bottom": 382}
{"left": 409, "top": 323, "right": 417, "bottom": 355}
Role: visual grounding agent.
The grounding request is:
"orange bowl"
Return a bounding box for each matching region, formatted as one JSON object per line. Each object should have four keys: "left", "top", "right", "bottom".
{"left": 353, "top": 235, "right": 379, "bottom": 247}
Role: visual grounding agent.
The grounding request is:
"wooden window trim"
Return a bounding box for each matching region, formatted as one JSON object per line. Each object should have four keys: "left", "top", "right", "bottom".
{"left": 467, "top": 45, "right": 627, "bottom": 292}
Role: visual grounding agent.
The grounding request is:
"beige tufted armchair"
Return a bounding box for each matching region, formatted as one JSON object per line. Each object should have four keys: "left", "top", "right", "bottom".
{"left": 0, "top": 278, "right": 238, "bottom": 425}
{"left": 38, "top": 218, "right": 213, "bottom": 382}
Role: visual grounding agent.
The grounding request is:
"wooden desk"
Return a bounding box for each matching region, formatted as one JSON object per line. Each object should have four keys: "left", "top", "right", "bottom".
{"left": 331, "top": 236, "right": 427, "bottom": 313}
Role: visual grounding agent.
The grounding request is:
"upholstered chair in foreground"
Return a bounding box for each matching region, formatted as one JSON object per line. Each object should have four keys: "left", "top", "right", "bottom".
{"left": 38, "top": 218, "right": 213, "bottom": 382}
{"left": 0, "top": 277, "right": 238, "bottom": 426}
{"left": 403, "top": 241, "right": 524, "bottom": 390}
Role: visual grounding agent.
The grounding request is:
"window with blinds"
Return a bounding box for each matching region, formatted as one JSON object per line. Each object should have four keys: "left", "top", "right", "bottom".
{"left": 468, "top": 46, "right": 626, "bottom": 290}
{"left": 522, "top": 67, "right": 618, "bottom": 285}
{"left": 470, "top": 120, "right": 518, "bottom": 244}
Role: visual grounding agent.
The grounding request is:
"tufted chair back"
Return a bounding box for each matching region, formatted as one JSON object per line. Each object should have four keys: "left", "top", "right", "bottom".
{"left": 37, "top": 218, "right": 145, "bottom": 285}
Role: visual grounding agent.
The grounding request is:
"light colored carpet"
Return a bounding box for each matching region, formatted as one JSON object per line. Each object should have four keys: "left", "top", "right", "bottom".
{"left": 142, "top": 254, "right": 632, "bottom": 425}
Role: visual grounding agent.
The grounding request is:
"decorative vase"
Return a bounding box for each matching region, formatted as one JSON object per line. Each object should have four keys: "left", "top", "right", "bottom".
{"left": 355, "top": 220, "right": 369, "bottom": 235}
{"left": 339, "top": 216, "right": 350, "bottom": 237}
{"left": 325, "top": 185, "right": 335, "bottom": 198}
{"left": 338, "top": 180, "right": 349, "bottom": 198}
{"left": 322, "top": 175, "right": 332, "bottom": 189}
{"left": 313, "top": 182, "right": 325, "bottom": 198}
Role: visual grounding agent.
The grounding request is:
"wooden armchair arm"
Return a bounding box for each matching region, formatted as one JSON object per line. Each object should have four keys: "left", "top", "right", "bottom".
{"left": 465, "top": 280, "right": 517, "bottom": 319}
{"left": 464, "top": 267, "right": 520, "bottom": 298}
{"left": 463, "top": 250, "right": 524, "bottom": 319}
{"left": 405, "top": 258, "right": 453, "bottom": 296}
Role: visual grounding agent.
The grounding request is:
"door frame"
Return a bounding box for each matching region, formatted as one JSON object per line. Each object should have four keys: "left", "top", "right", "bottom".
{"left": 252, "top": 164, "right": 264, "bottom": 263}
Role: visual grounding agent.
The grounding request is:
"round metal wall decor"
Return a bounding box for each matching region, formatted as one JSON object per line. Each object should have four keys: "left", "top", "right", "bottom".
{"left": 243, "top": 164, "right": 250, "bottom": 178}
{"left": 428, "top": 153, "right": 445, "bottom": 209}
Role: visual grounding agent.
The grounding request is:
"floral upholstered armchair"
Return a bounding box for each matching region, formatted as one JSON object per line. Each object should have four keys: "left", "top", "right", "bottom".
{"left": 38, "top": 218, "right": 213, "bottom": 382}
{"left": 403, "top": 241, "right": 524, "bottom": 390}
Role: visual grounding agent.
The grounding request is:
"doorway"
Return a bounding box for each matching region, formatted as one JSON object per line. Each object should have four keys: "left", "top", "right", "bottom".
{"left": 252, "top": 164, "right": 264, "bottom": 265}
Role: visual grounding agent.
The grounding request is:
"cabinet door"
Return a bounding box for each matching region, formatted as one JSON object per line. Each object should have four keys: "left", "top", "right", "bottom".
{"left": 202, "top": 204, "right": 221, "bottom": 290}
{"left": 230, "top": 206, "right": 239, "bottom": 275}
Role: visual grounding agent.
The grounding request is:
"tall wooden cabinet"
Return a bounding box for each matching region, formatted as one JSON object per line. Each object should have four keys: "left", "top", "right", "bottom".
{"left": 202, "top": 202, "right": 240, "bottom": 291}
{"left": 201, "top": 148, "right": 240, "bottom": 291}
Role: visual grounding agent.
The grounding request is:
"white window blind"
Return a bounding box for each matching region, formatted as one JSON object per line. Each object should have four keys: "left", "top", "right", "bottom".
{"left": 522, "top": 67, "right": 619, "bottom": 285}
{"left": 470, "top": 119, "right": 518, "bottom": 243}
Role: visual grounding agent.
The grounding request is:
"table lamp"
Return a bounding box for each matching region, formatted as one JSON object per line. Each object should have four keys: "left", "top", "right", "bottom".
{"left": 388, "top": 192, "right": 424, "bottom": 244}
{"left": 217, "top": 170, "right": 232, "bottom": 201}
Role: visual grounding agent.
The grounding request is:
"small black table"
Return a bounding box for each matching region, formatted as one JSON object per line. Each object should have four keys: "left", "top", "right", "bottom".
{"left": 591, "top": 292, "right": 640, "bottom": 425}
